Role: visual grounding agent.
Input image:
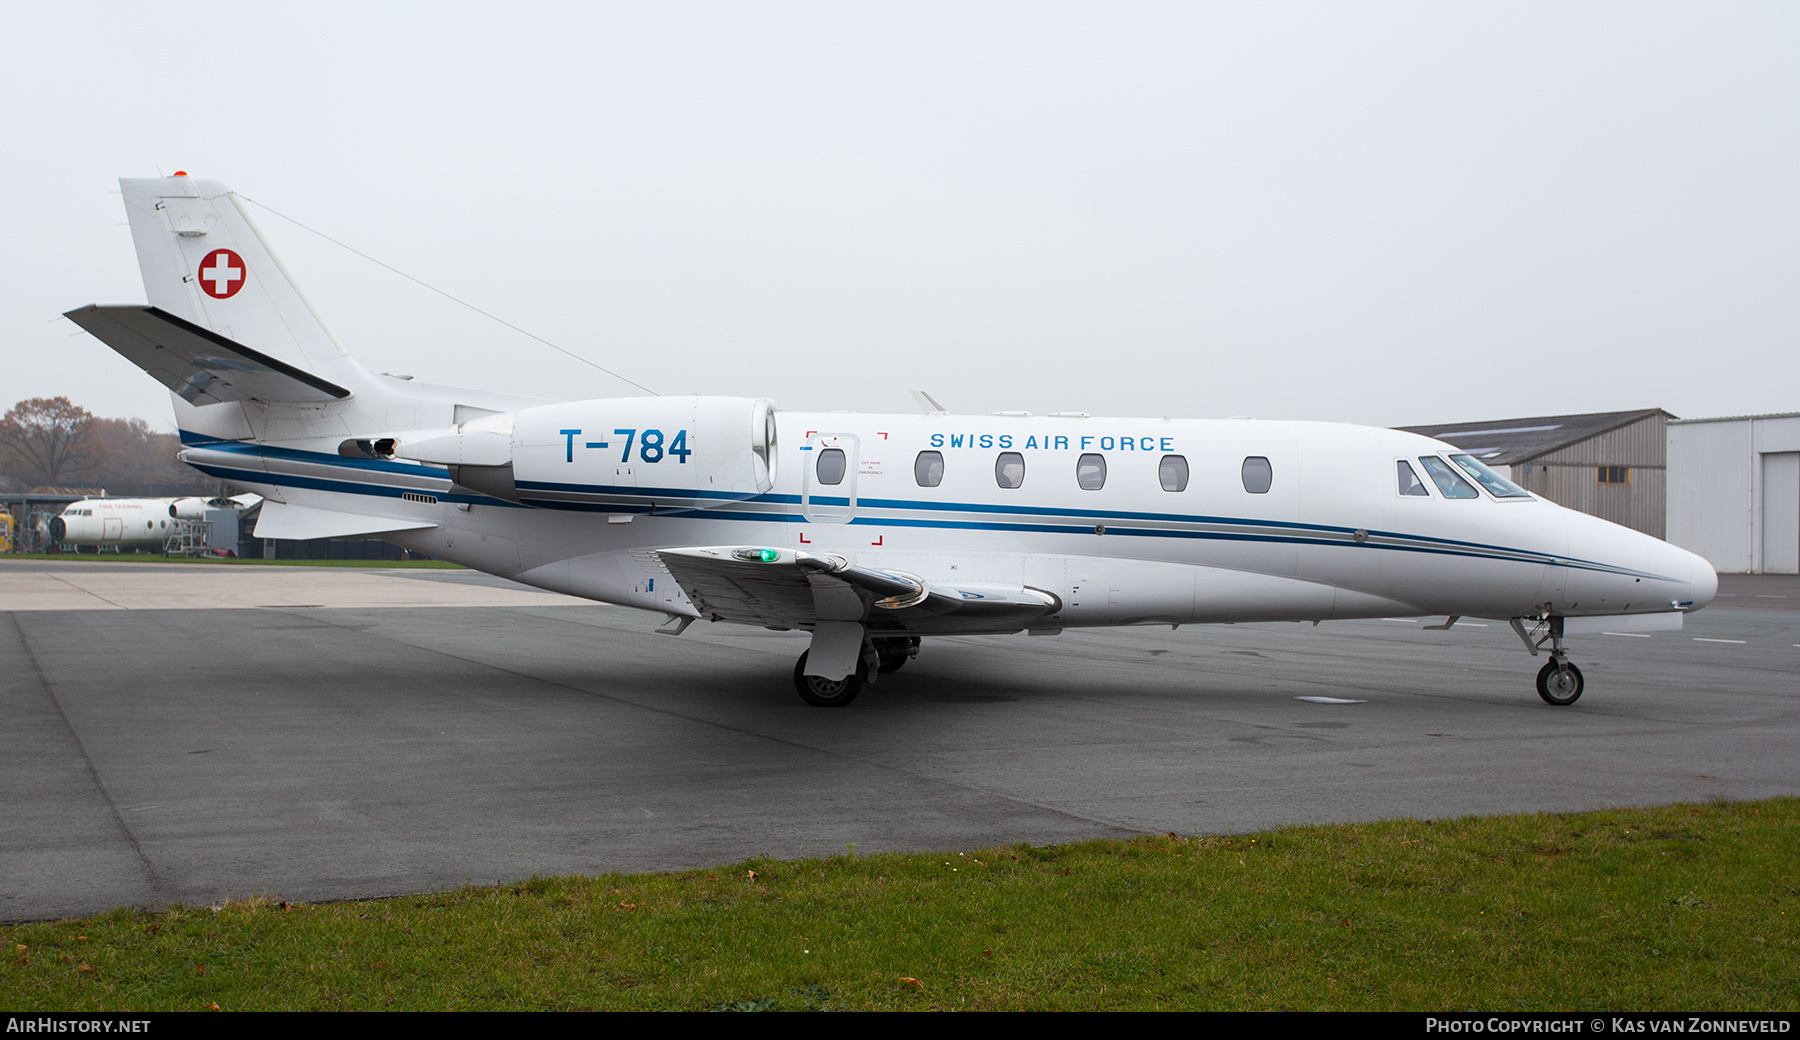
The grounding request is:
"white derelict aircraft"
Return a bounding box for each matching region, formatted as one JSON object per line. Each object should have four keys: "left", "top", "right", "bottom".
{"left": 46, "top": 493, "right": 260, "bottom": 551}
{"left": 65, "top": 175, "right": 1717, "bottom": 707}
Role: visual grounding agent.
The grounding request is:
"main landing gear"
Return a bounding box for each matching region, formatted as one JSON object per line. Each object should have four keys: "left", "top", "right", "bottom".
{"left": 1510, "top": 615, "right": 1585, "bottom": 706}
{"left": 873, "top": 636, "right": 920, "bottom": 674}
{"left": 793, "top": 651, "right": 866, "bottom": 707}
{"left": 792, "top": 637, "right": 923, "bottom": 706}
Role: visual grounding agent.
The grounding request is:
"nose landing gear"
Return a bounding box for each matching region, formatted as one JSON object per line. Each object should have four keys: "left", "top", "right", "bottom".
{"left": 1511, "top": 614, "right": 1585, "bottom": 706}
{"left": 1536, "top": 657, "right": 1584, "bottom": 705}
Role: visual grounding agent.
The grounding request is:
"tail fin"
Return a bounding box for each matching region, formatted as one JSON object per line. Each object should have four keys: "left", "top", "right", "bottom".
{"left": 73, "top": 175, "right": 367, "bottom": 403}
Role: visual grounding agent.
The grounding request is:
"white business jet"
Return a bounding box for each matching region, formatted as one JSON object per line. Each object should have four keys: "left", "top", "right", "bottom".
{"left": 65, "top": 175, "right": 1716, "bottom": 707}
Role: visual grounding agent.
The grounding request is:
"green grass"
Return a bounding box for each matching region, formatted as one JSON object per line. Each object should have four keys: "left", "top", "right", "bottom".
{"left": 4, "top": 800, "right": 1795, "bottom": 1010}
{"left": 2, "top": 552, "right": 461, "bottom": 568}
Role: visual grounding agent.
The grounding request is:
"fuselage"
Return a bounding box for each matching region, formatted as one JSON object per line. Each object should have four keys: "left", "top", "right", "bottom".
{"left": 49, "top": 498, "right": 188, "bottom": 548}
{"left": 176, "top": 387, "right": 1717, "bottom": 633}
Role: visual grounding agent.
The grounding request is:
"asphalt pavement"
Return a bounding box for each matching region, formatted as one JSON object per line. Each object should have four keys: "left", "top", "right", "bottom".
{"left": 4, "top": 561, "right": 1795, "bottom": 921}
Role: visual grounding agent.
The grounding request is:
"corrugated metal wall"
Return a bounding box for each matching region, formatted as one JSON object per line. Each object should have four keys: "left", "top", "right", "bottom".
{"left": 1667, "top": 419, "right": 1754, "bottom": 571}
{"left": 1668, "top": 414, "right": 1800, "bottom": 573}
{"left": 1509, "top": 413, "right": 1667, "bottom": 538}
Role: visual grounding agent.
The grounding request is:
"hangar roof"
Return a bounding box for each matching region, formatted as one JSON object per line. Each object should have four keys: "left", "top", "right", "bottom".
{"left": 1668, "top": 410, "right": 1800, "bottom": 425}
{"left": 1397, "top": 409, "right": 1672, "bottom": 466}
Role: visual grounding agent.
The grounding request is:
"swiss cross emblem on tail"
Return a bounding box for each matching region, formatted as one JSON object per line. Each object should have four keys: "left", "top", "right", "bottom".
{"left": 197, "top": 248, "right": 246, "bottom": 299}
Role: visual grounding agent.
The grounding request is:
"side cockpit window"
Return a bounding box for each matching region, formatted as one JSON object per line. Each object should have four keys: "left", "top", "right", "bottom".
{"left": 914, "top": 450, "right": 944, "bottom": 488}
{"left": 1418, "top": 455, "right": 1478, "bottom": 499}
{"left": 1397, "top": 460, "right": 1430, "bottom": 497}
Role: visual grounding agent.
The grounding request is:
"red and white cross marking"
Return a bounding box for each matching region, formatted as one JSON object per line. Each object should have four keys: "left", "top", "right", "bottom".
{"left": 197, "top": 249, "right": 246, "bottom": 299}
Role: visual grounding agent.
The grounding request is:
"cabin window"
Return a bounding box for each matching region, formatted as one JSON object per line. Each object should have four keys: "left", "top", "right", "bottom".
{"left": 914, "top": 451, "right": 944, "bottom": 487}
{"left": 1418, "top": 455, "right": 1479, "bottom": 499}
{"left": 1597, "top": 465, "right": 1630, "bottom": 485}
{"left": 995, "top": 452, "right": 1025, "bottom": 489}
{"left": 1076, "top": 454, "right": 1107, "bottom": 491}
{"left": 815, "top": 448, "right": 847, "bottom": 485}
{"left": 1397, "top": 460, "right": 1430, "bottom": 497}
{"left": 1241, "top": 456, "right": 1273, "bottom": 494}
{"left": 1159, "top": 454, "right": 1189, "bottom": 492}
{"left": 1451, "top": 454, "right": 1532, "bottom": 498}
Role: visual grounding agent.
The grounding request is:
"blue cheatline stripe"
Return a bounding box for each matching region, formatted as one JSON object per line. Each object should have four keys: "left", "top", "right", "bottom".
{"left": 181, "top": 433, "right": 1673, "bottom": 579}
{"left": 516, "top": 478, "right": 795, "bottom": 503}
{"left": 497, "top": 477, "right": 1584, "bottom": 564}
{"left": 191, "top": 438, "right": 450, "bottom": 479}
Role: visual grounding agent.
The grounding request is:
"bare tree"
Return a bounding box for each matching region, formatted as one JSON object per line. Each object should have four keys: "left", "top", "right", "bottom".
{"left": 85, "top": 416, "right": 205, "bottom": 494}
{"left": 0, "top": 397, "right": 96, "bottom": 486}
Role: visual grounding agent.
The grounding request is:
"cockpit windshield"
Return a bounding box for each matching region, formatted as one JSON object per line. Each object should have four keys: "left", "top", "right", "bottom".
{"left": 1417, "top": 455, "right": 1479, "bottom": 499}
{"left": 1449, "top": 454, "right": 1532, "bottom": 498}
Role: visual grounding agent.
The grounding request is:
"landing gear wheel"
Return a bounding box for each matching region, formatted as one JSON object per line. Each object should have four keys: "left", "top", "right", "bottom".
{"left": 1536, "top": 659, "right": 1584, "bottom": 706}
{"left": 793, "top": 650, "right": 865, "bottom": 707}
{"left": 873, "top": 636, "right": 920, "bottom": 674}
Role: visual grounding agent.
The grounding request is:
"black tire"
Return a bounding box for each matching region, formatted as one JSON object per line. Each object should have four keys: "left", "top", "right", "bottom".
{"left": 793, "top": 650, "right": 864, "bottom": 707}
{"left": 1536, "top": 659, "right": 1584, "bottom": 706}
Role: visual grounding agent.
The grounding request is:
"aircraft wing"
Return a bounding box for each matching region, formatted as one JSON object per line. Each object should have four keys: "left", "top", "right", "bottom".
{"left": 655, "top": 546, "right": 1061, "bottom": 633}
{"left": 64, "top": 304, "right": 351, "bottom": 405}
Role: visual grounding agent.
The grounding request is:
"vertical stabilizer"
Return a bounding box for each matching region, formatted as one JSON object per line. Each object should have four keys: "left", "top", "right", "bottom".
{"left": 120, "top": 175, "right": 360, "bottom": 390}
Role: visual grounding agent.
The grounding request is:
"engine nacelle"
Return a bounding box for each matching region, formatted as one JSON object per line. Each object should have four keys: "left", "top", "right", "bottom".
{"left": 392, "top": 396, "right": 778, "bottom": 513}
{"left": 169, "top": 498, "right": 211, "bottom": 520}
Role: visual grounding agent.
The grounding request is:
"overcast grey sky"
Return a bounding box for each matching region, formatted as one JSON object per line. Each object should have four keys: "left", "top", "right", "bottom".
{"left": 4, "top": 3, "right": 1795, "bottom": 431}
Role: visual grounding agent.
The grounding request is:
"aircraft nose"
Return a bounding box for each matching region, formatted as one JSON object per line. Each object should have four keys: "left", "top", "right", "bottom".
{"left": 1684, "top": 549, "right": 1718, "bottom": 612}
{"left": 1648, "top": 536, "right": 1717, "bottom": 612}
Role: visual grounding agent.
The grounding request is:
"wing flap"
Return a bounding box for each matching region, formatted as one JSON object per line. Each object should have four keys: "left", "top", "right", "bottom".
{"left": 654, "top": 546, "right": 1060, "bottom": 632}
{"left": 64, "top": 304, "right": 350, "bottom": 405}
{"left": 655, "top": 546, "right": 831, "bottom": 627}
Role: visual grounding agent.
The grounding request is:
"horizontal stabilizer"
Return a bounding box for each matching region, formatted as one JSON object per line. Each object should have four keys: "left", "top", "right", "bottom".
{"left": 64, "top": 304, "right": 350, "bottom": 405}
{"left": 252, "top": 501, "right": 436, "bottom": 541}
